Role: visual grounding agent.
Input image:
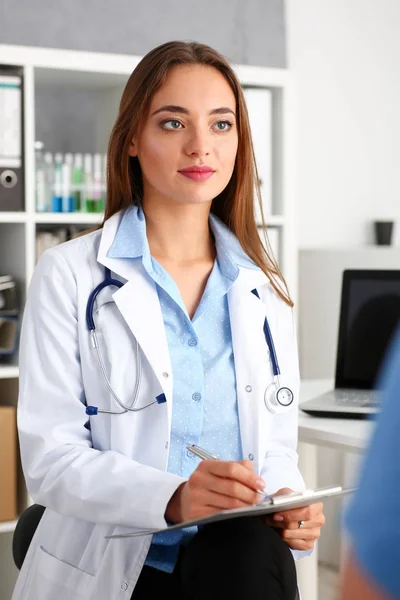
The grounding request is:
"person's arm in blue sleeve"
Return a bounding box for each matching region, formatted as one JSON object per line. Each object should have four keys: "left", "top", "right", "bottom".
{"left": 340, "top": 328, "right": 400, "bottom": 600}
{"left": 341, "top": 555, "right": 393, "bottom": 600}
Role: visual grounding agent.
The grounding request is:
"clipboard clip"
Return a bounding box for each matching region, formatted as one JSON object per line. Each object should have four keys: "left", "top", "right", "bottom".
{"left": 269, "top": 486, "right": 342, "bottom": 507}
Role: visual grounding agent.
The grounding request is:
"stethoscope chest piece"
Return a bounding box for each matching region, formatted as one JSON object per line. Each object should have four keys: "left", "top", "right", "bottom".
{"left": 264, "top": 382, "right": 294, "bottom": 414}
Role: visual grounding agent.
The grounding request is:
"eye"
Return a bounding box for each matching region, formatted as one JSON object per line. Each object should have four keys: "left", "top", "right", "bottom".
{"left": 160, "top": 119, "right": 183, "bottom": 130}
{"left": 213, "top": 120, "right": 233, "bottom": 132}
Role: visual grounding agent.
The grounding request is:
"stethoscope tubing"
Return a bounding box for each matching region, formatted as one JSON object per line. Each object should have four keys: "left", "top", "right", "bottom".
{"left": 251, "top": 288, "right": 280, "bottom": 376}
{"left": 86, "top": 267, "right": 157, "bottom": 415}
{"left": 86, "top": 269, "right": 293, "bottom": 415}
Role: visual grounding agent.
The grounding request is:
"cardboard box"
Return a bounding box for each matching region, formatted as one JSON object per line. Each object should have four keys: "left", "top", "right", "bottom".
{"left": 0, "top": 406, "right": 17, "bottom": 522}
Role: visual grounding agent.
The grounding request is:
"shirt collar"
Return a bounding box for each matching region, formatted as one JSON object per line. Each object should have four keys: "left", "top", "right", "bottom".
{"left": 107, "top": 204, "right": 259, "bottom": 279}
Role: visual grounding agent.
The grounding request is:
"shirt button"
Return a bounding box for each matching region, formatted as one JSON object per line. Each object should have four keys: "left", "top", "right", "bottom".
{"left": 162, "top": 372, "right": 169, "bottom": 378}
{"left": 248, "top": 453, "right": 254, "bottom": 461}
{"left": 187, "top": 449, "right": 195, "bottom": 458}
{"left": 192, "top": 392, "right": 201, "bottom": 401}
{"left": 188, "top": 337, "right": 198, "bottom": 347}
{"left": 245, "top": 385, "right": 252, "bottom": 392}
{"left": 120, "top": 582, "right": 128, "bottom": 591}
{"left": 165, "top": 441, "right": 169, "bottom": 449}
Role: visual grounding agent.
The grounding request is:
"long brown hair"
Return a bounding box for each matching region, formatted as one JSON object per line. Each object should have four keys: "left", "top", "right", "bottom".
{"left": 105, "top": 41, "right": 292, "bottom": 306}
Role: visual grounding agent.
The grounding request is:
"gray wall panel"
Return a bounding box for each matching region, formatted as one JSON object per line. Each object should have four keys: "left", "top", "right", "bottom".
{"left": 0, "top": 0, "right": 286, "bottom": 67}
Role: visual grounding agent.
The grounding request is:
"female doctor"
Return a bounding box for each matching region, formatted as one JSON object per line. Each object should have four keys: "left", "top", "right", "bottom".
{"left": 13, "top": 41, "right": 325, "bottom": 600}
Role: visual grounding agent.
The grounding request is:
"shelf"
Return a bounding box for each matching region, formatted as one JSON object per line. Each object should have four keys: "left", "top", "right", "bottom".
{"left": 35, "top": 213, "right": 103, "bottom": 225}
{"left": 0, "top": 44, "right": 140, "bottom": 84}
{"left": 0, "top": 520, "right": 17, "bottom": 534}
{"left": 0, "top": 365, "right": 19, "bottom": 379}
{"left": 0, "top": 212, "right": 283, "bottom": 227}
{"left": 0, "top": 212, "right": 27, "bottom": 224}
{"left": 0, "top": 45, "right": 292, "bottom": 91}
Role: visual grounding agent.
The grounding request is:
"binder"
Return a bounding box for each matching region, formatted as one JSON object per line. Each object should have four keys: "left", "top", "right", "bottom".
{"left": 0, "top": 275, "right": 19, "bottom": 357}
{"left": 0, "top": 66, "right": 24, "bottom": 211}
{"left": 243, "top": 87, "right": 272, "bottom": 222}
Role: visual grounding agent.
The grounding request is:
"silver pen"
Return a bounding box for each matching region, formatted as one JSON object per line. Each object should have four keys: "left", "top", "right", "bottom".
{"left": 186, "top": 444, "right": 267, "bottom": 498}
{"left": 186, "top": 444, "right": 218, "bottom": 461}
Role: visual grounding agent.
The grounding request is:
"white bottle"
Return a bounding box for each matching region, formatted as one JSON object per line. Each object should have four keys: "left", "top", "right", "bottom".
{"left": 62, "top": 153, "right": 73, "bottom": 212}
{"left": 43, "top": 152, "right": 53, "bottom": 212}
{"left": 35, "top": 141, "right": 47, "bottom": 212}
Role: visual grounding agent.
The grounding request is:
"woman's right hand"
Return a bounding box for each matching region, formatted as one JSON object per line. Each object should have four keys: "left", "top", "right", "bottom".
{"left": 165, "top": 460, "right": 265, "bottom": 524}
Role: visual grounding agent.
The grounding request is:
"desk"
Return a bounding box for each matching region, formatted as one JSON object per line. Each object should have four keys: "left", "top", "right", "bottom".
{"left": 295, "top": 380, "right": 376, "bottom": 600}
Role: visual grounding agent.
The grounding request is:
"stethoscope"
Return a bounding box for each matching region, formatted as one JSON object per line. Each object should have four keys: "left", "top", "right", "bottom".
{"left": 85, "top": 268, "right": 294, "bottom": 416}
{"left": 251, "top": 289, "right": 294, "bottom": 414}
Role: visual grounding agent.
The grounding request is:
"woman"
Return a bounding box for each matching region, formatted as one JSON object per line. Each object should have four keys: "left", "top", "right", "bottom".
{"left": 12, "top": 41, "right": 325, "bottom": 600}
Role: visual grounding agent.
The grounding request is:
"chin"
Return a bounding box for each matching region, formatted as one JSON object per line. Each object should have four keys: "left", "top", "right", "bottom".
{"left": 177, "top": 187, "right": 227, "bottom": 206}
{"left": 178, "top": 195, "right": 216, "bottom": 206}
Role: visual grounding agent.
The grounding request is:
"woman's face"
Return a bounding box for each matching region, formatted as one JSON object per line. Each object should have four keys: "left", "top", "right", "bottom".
{"left": 129, "top": 64, "right": 238, "bottom": 208}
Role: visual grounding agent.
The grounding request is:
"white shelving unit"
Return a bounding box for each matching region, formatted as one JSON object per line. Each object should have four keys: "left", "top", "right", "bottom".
{"left": 0, "top": 43, "right": 297, "bottom": 561}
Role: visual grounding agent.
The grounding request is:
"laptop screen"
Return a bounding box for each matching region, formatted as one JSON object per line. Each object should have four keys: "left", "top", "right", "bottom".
{"left": 335, "top": 270, "right": 400, "bottom": 390}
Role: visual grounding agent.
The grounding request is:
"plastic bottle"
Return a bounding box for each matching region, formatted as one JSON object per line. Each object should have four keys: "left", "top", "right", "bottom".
{"left": 92, "top": 153, "right": 103, "bottom": 213}
{"left": 72, "top": 153, "right": 84, "bottom": 212}
{"left": 35, "top": 141, "right": 47, "bottom": 212}
{"left": 51, "top": 153, "right": 63, "bottom": 212}
{"left": 83, "top": 153, "right": 94, "bottom": 212}
{"left": 43, "top": 152, "right": 53, "bottom": 211}
{"left": 102, "top": 153, "right": 107, "bottom": 212}
{"left": 62, "top": 153, "right": 75, "bottom": 212}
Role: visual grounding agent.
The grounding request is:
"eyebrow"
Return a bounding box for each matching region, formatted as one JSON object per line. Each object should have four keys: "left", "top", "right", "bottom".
{"left": 150, "top": 104, "right": 236, "bottom": 117}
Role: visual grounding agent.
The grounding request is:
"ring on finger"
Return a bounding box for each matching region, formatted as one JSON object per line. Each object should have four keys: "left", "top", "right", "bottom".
{"left": 298, "top": 520, "right": 305, "bottom": 529}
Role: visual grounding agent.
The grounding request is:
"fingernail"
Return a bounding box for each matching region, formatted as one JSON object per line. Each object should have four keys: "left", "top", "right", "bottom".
{"left": 273, "top": 514, "right": 284, "bottom": 521}
{"left": 256, "top": 479, "right": 265, "bottom": 488}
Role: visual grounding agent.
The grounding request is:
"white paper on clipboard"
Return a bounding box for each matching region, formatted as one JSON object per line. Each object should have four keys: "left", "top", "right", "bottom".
{"left": 105, "top": 485, "right": 356, "bottom": 539}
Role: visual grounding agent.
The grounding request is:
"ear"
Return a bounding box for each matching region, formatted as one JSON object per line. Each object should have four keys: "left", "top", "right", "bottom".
{"left": 128, "top": 140, "right": 138, "bottom": 157}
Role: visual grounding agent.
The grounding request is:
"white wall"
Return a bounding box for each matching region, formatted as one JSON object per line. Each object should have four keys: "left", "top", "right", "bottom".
{"left": 286, "top": 0, "right": 400, "bottom": 570}
{"left": 286, "top": 0, "right": 400, "bottom": 249}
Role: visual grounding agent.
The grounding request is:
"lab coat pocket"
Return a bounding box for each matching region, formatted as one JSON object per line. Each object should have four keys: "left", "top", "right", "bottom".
{"left": 31, "top": 545, "right": 95, "bottom": 599}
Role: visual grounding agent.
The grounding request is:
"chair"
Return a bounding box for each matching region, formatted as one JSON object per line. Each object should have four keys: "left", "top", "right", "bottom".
{"left": 12, "top": 504, "right": 45, "bottom": 570}
{"left": 12, "top": 504, "right": 300, "bottom": 599}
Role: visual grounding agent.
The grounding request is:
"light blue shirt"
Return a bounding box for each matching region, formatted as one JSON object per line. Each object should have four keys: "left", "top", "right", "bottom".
{"left": 108, "top": 205, "right": 258, "bottom": 573}
{"left": 344, "top": 326, "right": 400, "bottom": 599}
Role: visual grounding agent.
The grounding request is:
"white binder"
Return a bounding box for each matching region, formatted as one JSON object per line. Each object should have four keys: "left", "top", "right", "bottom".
{"left": 243, "top": 86, "right": 273, "bottom": 222}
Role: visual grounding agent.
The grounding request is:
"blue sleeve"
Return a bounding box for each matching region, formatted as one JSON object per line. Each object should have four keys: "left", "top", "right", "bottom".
{"left": 344, "top": 327, "right": 400, "bottom": 599}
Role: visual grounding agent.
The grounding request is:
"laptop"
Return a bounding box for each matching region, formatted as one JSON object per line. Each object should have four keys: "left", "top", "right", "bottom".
{"left": 300, "top": 269, "right": 400, "bottom": 419}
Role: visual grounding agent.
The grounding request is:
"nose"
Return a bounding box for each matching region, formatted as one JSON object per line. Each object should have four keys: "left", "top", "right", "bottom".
{"left": 184, "top": 127, "right": 211, "bottom": 158}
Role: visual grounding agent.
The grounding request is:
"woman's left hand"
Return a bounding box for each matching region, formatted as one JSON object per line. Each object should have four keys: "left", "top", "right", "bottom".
{"left": 264, "top": 487, "right": 326, "bottom": 551}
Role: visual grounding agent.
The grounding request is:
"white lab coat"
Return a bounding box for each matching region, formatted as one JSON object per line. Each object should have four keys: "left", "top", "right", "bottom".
{"left": 12, "top": 211, "right": 308, "bottom": 600}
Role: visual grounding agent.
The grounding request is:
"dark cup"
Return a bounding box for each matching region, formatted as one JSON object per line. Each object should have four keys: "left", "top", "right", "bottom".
{"left": 374, "top": 221, "right": 394, "bottom": 245}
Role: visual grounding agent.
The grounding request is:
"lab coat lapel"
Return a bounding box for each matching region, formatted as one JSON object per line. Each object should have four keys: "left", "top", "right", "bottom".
{"left": 228, "top": 268, "right": 272, "bottom": 474}
{"left": 96, "top": 213, "right": 173, "bottom": 430}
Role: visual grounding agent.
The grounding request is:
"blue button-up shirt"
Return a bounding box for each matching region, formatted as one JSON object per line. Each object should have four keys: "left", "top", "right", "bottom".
{"left": 108, "top": 205, "right": 256, "bottom": 573}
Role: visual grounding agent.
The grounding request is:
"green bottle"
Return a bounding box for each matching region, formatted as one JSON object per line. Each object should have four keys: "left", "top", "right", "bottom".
{"left": 72, "top": 153, "right": 84, "bottom": 212}
{"left": 83, "top": 153, "right": 95, "bottom": 213}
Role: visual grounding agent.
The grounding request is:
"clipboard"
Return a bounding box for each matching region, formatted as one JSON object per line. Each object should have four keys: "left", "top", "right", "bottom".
{"left": 106, "top": 484, "right": 355, "bottom": 539}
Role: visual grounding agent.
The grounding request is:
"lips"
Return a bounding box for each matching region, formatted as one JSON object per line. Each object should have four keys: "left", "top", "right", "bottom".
{"left": 178, "top": 165, "right": 215, "bottom": 182}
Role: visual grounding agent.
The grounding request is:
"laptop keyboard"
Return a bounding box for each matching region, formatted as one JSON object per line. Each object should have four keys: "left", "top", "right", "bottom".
{"left": 332, "top": 390, "right": 381, "bottom": 407}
